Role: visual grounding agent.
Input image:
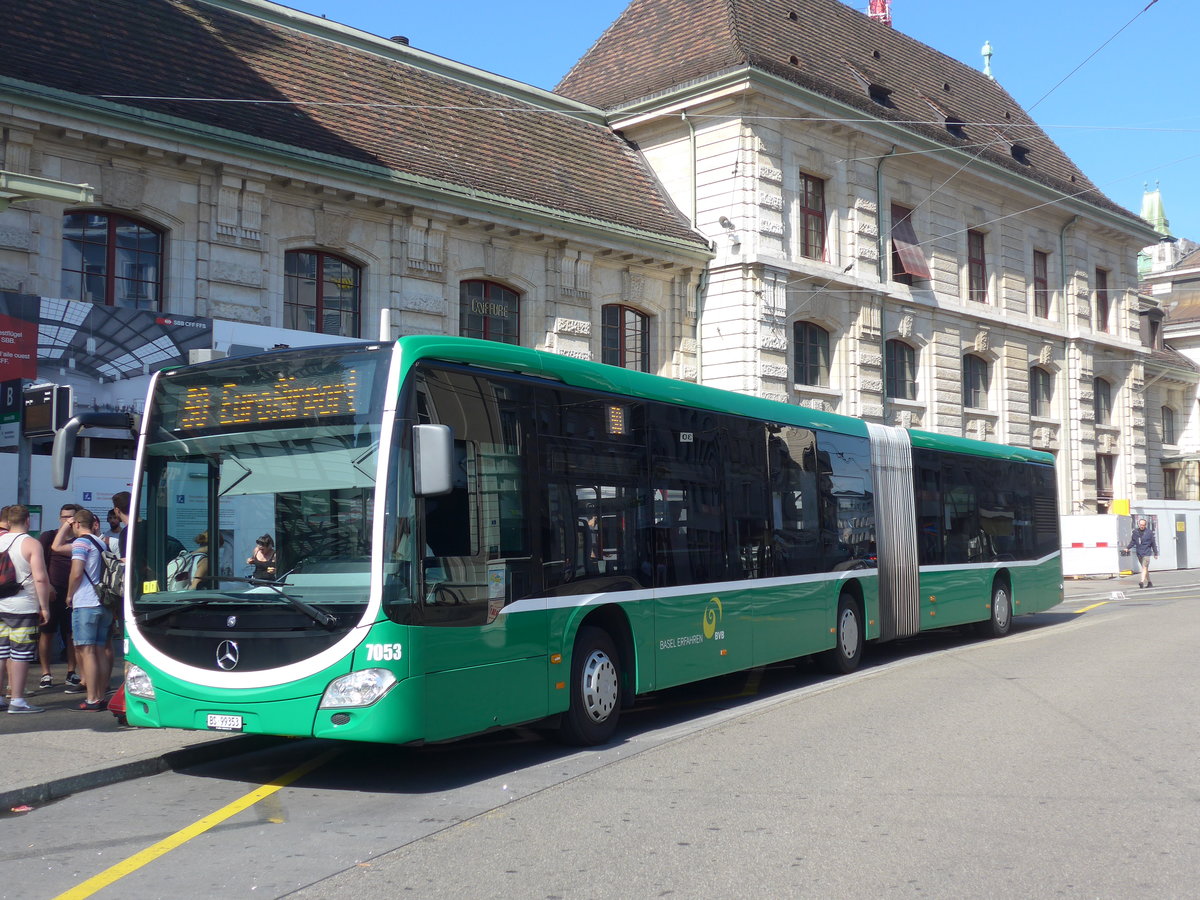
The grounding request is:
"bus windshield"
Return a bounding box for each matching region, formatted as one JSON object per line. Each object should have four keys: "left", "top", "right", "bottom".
{"left": 130, "top": 346, "right": 389, "bottom": 658}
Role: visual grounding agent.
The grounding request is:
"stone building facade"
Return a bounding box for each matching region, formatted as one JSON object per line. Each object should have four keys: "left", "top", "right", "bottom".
{"left": 559, "top": 0, "right": 1166, "bottom": 514}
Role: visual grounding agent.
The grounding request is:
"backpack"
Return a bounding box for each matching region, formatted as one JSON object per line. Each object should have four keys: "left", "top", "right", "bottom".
{"left": 82, "top": 535, "right": 125, "bottom": 610}
{"left": 0, "top": 533, "right": 23, "bottom": 598}
{"left": 166, "top": 548, "right": 205, "bottom": 591}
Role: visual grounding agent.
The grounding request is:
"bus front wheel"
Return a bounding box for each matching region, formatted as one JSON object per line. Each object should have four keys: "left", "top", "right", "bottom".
{"left": 559, "top": 626, "right": 621, "bottom": 746}
{"left": 978, "top": 580, "right": 1013, "bottom": 638}
{"left": 818, "top": 593, "right": 864, "bottom": 675}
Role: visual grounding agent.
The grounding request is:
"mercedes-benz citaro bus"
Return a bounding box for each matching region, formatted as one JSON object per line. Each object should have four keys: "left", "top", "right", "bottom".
{"left": 53, "top": 336, "right": 1062, "bottom": 746}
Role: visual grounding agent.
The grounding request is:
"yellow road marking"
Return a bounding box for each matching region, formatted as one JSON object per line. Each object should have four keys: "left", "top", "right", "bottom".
{"left": 53, "top": 747, "right": 341, "bottom": 900}
{"left": 1074, "top": 601, "right": 1111, "bottom": 614}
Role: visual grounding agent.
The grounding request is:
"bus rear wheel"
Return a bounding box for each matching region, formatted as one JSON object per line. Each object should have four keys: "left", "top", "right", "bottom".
{"left": 559, "top": 626, "right": 621, "bottom": 746}
{"left": 818, "top": 593, "right": 864, "bottom": 675}
{"left": 978, "top": 580, "right": 1013, "bottom": 638}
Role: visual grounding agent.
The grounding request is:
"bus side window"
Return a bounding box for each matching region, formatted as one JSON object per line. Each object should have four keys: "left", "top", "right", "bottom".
{"left": 915, "top": 461, "right": 942, "bottom": 566}
{"left": 538, "top": 392, "right": 648, "bottom": 595}
{"left": 768, "top": 426, "right": 821, "bottom": 576}
{"left": 416, "top": 369, "right": 534, "bottom": 625}
{"left": 651, "top": 404, "right": 726, "bottom": 586}
{"left": 941, "top": 460, "right": 979, "bottom": 564}
{"left": 724, "top": 417, "right": 768, "bottom": 579}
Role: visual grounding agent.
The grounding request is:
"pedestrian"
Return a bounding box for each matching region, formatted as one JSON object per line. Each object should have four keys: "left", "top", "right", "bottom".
{"left": 37, "top": 503, "right": 82, "bottom": 689}
{"left": 65, "top": 508, "right": 114, "bottom": 710}
{"left": 1127, "top": 517, "right": 1159, "bottom": 588}
{"left": 190, "top": 531, "right": 211, "bottom": 589}
{"left": 246, "top": 534, "right": 276, "bottom": 581}
{"left": 0, "top": 505, "right": 53, "bottom": 714}
{"left": 105, "top": 507, "right": 122, "bottom": 546}
{"left": 111, "top": 491, "right": 132, "bottom": 556}
{"left": 0, "top": 505, "right": 8, "bottom": 704}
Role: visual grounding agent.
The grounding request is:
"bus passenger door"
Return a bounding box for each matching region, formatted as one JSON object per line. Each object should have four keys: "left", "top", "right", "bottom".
{"left": 413, "top": 367, "right": 547, "bottom": 741}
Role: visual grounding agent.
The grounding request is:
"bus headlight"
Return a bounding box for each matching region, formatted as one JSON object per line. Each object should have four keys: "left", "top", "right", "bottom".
{"left": 125, "top": 663, "right": 156, "bottom": 699}
{"left": 320, "top": 669, "right": 397, "bottom": 708}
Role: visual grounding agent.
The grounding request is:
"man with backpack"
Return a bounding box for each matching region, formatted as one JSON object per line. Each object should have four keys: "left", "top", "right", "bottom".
{"left": 0, "top": 505, "right": 52, "bottom": 714}
{"left": 64, "top": 508, "right": 114, "bottom": 711}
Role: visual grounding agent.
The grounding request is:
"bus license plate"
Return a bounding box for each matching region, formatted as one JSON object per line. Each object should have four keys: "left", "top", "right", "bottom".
{"left": 207, "top": 714, "right": 243, "bottom": 732}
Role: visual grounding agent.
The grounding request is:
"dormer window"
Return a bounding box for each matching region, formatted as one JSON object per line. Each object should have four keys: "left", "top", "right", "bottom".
{"left": 926, "top": 98, "right": 966, "bottom": 140}
{"left": 868, "top": 83, "right": 894, "bottom": 107}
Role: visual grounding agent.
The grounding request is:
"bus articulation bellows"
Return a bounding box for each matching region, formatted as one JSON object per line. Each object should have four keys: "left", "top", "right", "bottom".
{"left": 55, "top": 336, "right": 1062, "bottom": 745}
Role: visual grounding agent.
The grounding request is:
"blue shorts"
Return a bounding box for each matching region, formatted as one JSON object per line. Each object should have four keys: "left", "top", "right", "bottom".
{"left": 72, "top": 606, "right": 114, "bottom": 646}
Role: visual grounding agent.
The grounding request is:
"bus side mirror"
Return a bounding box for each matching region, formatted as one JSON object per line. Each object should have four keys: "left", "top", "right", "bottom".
{"left": 52, "top": 412, "right": 137, "bottom": 490}
{"left": 413, "top": 424, "right": 454, "bottom": 496}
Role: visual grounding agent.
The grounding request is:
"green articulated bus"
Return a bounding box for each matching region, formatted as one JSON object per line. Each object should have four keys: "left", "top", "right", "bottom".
{"left": 62, "top": 336, "right": 1063, "bottom": 745}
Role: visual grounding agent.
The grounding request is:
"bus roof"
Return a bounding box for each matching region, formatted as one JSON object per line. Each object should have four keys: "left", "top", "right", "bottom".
{"left": 397, "top": 334, "right": 867, "bottom": 436}
{"left": 396, "top": 335, "right": 1053, "bottom": 464}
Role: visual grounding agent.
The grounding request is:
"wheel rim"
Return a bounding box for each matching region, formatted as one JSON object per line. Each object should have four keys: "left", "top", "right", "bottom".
{"left": 994, "top": 588, "right": 1012, "bottom": 630}
{"left": 838, "top": 607, "right": 860, "bottom": 659}
{"left": 581, "top": 649, "right": 619, "bottom": 723}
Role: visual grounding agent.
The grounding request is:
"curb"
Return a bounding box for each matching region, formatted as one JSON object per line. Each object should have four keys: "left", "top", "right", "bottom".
{"left": 1, "top": 734, "right": 285, "bottom": 812}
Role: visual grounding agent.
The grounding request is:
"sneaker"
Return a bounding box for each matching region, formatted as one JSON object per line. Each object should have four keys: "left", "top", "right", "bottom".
{"left": 8, "top": 702, "right": 46, "bottom": 714}
{"left": 66, "top": 671, "right": 82, "bottom": 686}
{"left": 64, "top": 683, "right": 86, "bottom": 694}
{"left": 39, "top": 674, "right": 53, "bottom": 689}
{"left": 0, "top": 698, "right": 7, "bottom": 710}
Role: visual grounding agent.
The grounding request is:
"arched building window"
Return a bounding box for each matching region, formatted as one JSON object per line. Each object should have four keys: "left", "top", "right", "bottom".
{"left": 61, "top": 211, "right": 164, "bottom": 310}
{"left": 284, "top": 250, "right": 361, "bottom": 337}
{"left": 1030, "top": 366, "right": 1054, "bottom": 417}
{"left": 793, "top": 321, "right": 830, "bottom": 387}
{"left": 460, "top": 280, "right": 520, "bottom": 344}
{"left": 962, "top": 354, "right": 989, "bottom": 408}
{"left": 601, "top": 304, "right": 649, "bottom": 371}
{"left": 885, "top": 339, "right": 916, "bottom": 400}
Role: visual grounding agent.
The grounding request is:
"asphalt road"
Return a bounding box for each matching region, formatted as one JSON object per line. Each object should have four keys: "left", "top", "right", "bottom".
{"left": 6, "top": 588, "right": 1198, "bottom": 900}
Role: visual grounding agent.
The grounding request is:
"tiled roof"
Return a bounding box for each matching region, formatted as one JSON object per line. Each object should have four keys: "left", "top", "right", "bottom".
{"left": 0, "top": 0, "right": 705, "bottom": 250}
{"left": 558, "top": 0, "right": 1146, "bottom": 228}
{"left": 1152, "top": 344, "right": 1199, "bottom": 374}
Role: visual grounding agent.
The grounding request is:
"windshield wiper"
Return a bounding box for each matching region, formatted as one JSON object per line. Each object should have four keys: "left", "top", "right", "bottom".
{"left": 137, "top": 577, "right": 339, "bottom": 629}
{"left": 205, "top": 575, "right": 340, "bottom": 628}
{"left": 137, "top": 595, "right": 225, "bottom": 625}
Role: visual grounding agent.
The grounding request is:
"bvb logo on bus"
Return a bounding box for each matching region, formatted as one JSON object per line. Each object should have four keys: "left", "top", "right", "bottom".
{"left": 702, "top": 596, "right": 723, "bottom": 640}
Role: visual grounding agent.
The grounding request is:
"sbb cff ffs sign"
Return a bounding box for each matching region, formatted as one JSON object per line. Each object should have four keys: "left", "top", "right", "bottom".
{"left": 22, "top": 384, "right": 72, "bottom": 438}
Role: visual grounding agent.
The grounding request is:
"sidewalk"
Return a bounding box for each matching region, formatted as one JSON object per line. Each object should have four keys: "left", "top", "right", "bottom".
{"left": 1061, "top": 562, "right": 1198, "bottom": 602}
{"left": 1, "top": 645, "right": 279, "bottom": 813}
{"left": 3, "top": 566, "right": 1195, "bottom": 813}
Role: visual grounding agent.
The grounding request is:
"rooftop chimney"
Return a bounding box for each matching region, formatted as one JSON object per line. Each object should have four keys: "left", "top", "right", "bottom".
{"left": 867, "top": 0, "right": 892, "bottom": 26}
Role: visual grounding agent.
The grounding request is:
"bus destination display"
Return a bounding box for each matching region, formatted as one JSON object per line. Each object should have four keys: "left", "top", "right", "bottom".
{"left": 174, "top": 370, "right": 360, "bottom": 431}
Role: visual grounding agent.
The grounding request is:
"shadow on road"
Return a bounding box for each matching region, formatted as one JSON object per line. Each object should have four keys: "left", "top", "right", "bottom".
{"left": 179, "top": 613, "right": 1076, "bottom": 796}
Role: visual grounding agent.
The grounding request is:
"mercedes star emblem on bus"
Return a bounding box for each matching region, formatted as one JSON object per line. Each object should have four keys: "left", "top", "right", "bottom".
{"left": 216, "top": 640, "right": 240, "bottom": 670}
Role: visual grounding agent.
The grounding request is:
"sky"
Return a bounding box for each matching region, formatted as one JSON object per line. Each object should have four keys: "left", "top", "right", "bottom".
{"left": 283, "top": 0, "right": 1199, "bottom": 241}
